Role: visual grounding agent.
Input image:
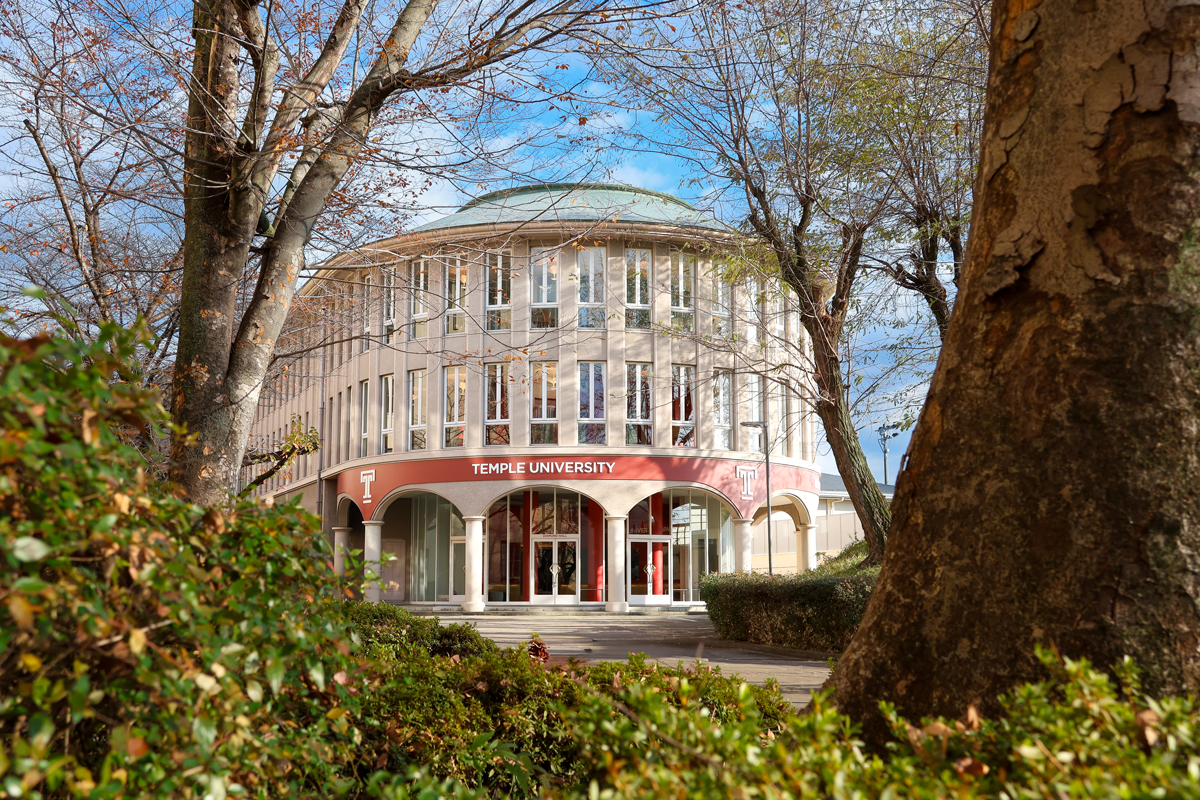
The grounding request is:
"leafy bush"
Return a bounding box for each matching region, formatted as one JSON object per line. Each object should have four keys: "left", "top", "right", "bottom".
{"left": 3, "top": 324, "right": 1197, "bottom": 800}
{"left": 700, "top": 544, "right": 877, "bottom": 651}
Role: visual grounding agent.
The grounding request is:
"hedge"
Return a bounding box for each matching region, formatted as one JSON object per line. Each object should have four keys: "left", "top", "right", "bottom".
{"left": 701, "top": 550, "right": 877, "bottom": 652}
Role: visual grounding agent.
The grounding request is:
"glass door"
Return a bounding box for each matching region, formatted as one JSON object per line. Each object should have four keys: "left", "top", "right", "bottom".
{"left": 449, "top": 539, "right": 466, "bottom": 604}
{"left": 530, "top": 537, "right": 580, "bottom": 605}
{"left": 628, "top": 536, "right": 671, "bottom": 606}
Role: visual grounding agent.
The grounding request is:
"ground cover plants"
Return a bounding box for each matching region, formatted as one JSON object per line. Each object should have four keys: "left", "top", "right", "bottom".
{"left": 701, "top": 541, "right": 878, "bottom": 652}
{"left": 2, "top": 324, "right": 1197, "bottom": 798}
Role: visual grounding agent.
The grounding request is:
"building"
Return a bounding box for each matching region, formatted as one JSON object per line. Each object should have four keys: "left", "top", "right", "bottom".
{"left": 247, "top": 183, "right": 822, "bottom": 611}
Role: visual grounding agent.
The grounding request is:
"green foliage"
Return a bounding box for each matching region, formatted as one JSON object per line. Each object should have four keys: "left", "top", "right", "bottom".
{"left": 700, "top": 542, "right": 877, "bottom": 652}
{"left": 3, "top": 324, "right": 1198, "bottom": 800}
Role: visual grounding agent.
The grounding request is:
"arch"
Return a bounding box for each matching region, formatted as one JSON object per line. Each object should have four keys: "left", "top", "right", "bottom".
{"left": 478, "top": 483, "right": 608, "bottom": 518}
{"left": 373, "top": 485, "right": 459, "bottom": 520}
{"left": 626, "top": 486, "right": 739, "bottom": 603}
{"left": 335, "top": 494, "right": 362, "bottom": 528}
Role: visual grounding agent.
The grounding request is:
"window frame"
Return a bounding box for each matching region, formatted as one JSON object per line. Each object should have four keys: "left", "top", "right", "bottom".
{"left": 485, "top": 363, "right": 511, "bottom": 445}
{"left": 578, "top": 361, "right": 606, "bottom": 444}
{"left": 670, "top": 250, "right": 695, "bottom": 330}
{"left": 383, "top": 269, "right": 397, "bottom": 343}
{"left": 713, "top": 369, "right": 733, "bottom": 449}
{"left": 361, "top": 276, "right": 372, "bottom": 352}
{"left": 530, "top": 361, "right": 558, "bottom": 445}
{"left": 409, "top": 258, "right": 429, "bottom": 339}
{"left": 624, "top": 247, "right": 652, "bottom": 330}
{"left": 671, "top": 364, "right": 696, "bottom": 447}
{"left": 485, "top": 251, "right": 512, "bottom": 331}
{"left": 359, "top": 379, "right": 369, "bottom": 456}
{"left": 408, "top": 369, "right": 426, "bottom": 451}
{"left": 445, "top": 255, "right": 468, "bottom": 335}
{"left": 529, "top": 247, "right": 559, "bottom": 329}
{"left": 625, "top": 362, "right": 653, "bottom": 445}
{"left": 380, "top": 374, "right": 395, "bottom": 454}
{"left": 577, "top": 245, "right": 606, "bottom": 329}
{"left": 444, "top": 365, "right": 466, "bottom": 447}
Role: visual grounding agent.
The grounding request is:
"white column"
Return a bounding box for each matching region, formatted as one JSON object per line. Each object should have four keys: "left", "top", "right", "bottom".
{"left": 332, "top": 526, "right": 351, "bottom": 576}
{"left": 462, "top": 516, "right": 486, "bottom": 613}
{"left": 734, "top": 518, "right": 753, "bottom": 573}
{"left": 803, "top": 524, "right": 818, "bottom": 572}
{"left": 606, "top": 515, "right": 629, "bottom": 612}
{"left": 363, "top": 520, "right": 383, "bottom": 603}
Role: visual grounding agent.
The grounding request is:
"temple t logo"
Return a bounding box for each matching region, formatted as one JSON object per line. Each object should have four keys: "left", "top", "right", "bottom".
{"left": 735, "top": 466, "right": 757, "bottom": 499}
{"left": 360, "top": 469, "right": 376, "bottom": 503}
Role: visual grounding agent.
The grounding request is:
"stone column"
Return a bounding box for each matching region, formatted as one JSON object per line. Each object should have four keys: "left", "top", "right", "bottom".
{"left": 605, "top": 515, "right": 629, "bottom": 612}
{"left": 363, "top": 520, "right": 383, "bottom": 603}
{"left": 462, "top": 516, "right": 486, "bottom": 613}
{"left": 332, "top": 526, "right": 351, "bottom": 576}
{"left": 734, "top": 518, "right": 753, "bottom": 573}
{"left": 802, "top": 524, "right": 819, "bottom": 572}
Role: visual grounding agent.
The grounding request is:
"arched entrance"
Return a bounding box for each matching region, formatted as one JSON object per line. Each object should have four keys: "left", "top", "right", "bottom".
{"left": 628, "top": 488, "right": 736, "bottom": 605}
{"left": 376, "top": 491, "right": 466, "bottom": 604}
{"left": 485, "top": 486, "right": 607, "bottom": 605}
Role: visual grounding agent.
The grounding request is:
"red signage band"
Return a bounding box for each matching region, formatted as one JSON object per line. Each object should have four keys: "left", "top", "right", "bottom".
{"left": 334, "top": 454, "right": 818, "bottom": 520}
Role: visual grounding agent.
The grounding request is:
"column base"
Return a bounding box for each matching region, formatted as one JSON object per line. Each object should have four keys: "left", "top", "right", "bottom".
{"left": 605, "top": 601, "right": 630, "bottom": 613}
{"left": 460, "top": 600, "right": 486, "bottom": 613}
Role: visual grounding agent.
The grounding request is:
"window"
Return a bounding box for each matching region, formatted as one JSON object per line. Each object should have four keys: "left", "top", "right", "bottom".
{"left": 444, "top": 365, "right": 466, "bottom": 447}
{"left": 578, "top": 361, "right": 606, "bottom": 444}
{"left": 359, "top": 380, "right": 369, "bottom": 457}
{"left": 445, "top": 256, "right": 467, "bottom": 335}
{"left": 485, "top": 251, "right": 511, "bottom": 331}
{"left": 380, "top": 374, "right": 395, "bottom": 453}
{"left": 383, "top": 269, "right": 397, "bottom": 343}
{"left": 360, "top": 276, "right": 371, "bottom": 352}
{"left": 485, "top": 363, "right": 511, "bottom": 445}
{"left": 746, "top": 374, "right": 766, "bottom": 453}
{"left": 745, "top": 277, "right": 764, "bottom": 345}
{"left": 671, "top": 365, "right": 695, "bottom": 446}
{"left": 625, "top": 362, "right": 652, "bottom": 445}
{"left": 670, "top": 251, "right": 695, "bottom": 330}
{"left": 408, "top": 369, "right": 426, "bottom": 451}
{"left": 409, "top": 259, "right": 428, "bottom": 339}
{"left": 530, "top": 362, "right": 557, "bottom": 444}
{"left": 625, "top": 247, "right": 651, "bottom": 329}
{"left": 530, "top": 248, "right": 558, "bottom": 329}
{"left": 713, "top": 369, "right": 733, "bottom": 449}
{"left": 713, "top": 275, "right": 732, "bottom": 337}
{"left": 577, "top": 246, "right": 606, "bottom": 329}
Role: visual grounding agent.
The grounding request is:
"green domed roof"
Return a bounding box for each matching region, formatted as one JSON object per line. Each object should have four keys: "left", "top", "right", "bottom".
{"left": 412, "top": 183, "right": 730, "bottom": 234}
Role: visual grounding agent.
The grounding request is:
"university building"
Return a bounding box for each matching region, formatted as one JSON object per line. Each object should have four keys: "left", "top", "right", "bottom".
{"left": 248, "top": 183, "right": 822, "bottom": 611}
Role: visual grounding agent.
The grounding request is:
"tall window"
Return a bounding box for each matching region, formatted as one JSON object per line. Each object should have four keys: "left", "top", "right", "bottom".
{"left": 359, "top": 380, "right": 369, "bottom": 456}
{"left": 445, "top": 256, "right": 467, "bottom": 334}
{"left": 625, "top": 247, "right": 651, "bottom": 329}
{"left": 578, "top": 246, "right": 606, "bottom": 329}
{"left": 713, "top": 275, "right": 732, "bottom": 337}
{"left": 361, "top": 276, "right": 371, "bottom": 352}
{"left": 380, "top": 374, "right": 395, "bottom": 453}
{"left": 745, "top": 277, "right": 764, "bottom": 346}
{"left": 485, "top": 252, "right": 512, "bottom": 331}
{"left": 444, "top": 365, "right": 466, "bottom": 447}
{"left": 531, "top": 362, "right": 557, "bottom": 444}
{"left": 408, "top": 370, "right": 426, "bottom": 451}
{"left": 384, "top": 269, "right": 397, "bottom": 343}
{"left": 578, "top": 362, "right": 606, "bottom": 444}
{"left": 409, "top": 259, "right": 428, "bottom": 339}
{"left": 746, "top": 374, "right": 766, "bottom": 453}
{"left": 485, "top": 364, "right": 510, "bottom": 444}
{"left": 670, "top": 251, "right": 695, "bottom": 330}
{"left": 625, "top": 363, "right": 652, "bottom": 445}
{"left": 530, "top": 248, "right": 558, "bottom": 329}
{"left": 713, "top": 369, "right": 733, "bottom": 449}
{"left": 671, "top": 365, "right": 695, "bottom": 447}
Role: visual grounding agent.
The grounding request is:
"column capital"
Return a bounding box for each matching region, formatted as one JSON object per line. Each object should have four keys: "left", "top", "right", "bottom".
{"left": 604, "top": 515, "right": 629, "bottom": 521}
{"left": 362, "top": 519, "right": 384, "bottom": 529}
{"left": 461, "top": 515, "right": 487, "bottom": 521}
{"left": 332, "top": 526, "right": 353, "bottom": 533}
{"left": 734, "top": 518, "right": 754, "bottom": 524}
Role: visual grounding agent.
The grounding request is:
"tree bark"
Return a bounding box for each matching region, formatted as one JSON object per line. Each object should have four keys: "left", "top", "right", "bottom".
{"left": 832, "top": 0, "right": 1200, "bottom": 742}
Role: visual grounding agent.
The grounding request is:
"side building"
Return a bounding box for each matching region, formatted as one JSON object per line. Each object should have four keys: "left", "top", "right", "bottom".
{"left": 246, "top": 183, "right": 822, "bottom": 611}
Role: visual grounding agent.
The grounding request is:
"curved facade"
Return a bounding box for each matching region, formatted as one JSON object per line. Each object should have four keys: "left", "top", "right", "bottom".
{"left": 248, "top": 183, "right": 821, "bottom": 611}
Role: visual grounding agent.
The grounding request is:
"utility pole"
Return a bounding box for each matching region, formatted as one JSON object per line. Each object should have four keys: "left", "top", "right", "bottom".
{"left": 877, "top": 423, "right": 902, "bottom": 484}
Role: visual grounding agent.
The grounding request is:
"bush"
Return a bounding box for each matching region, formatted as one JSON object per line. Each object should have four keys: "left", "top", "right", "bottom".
{"left": 342, "top": 602, "right": 499, "bottom": 661}
{"left": 701, "top": 542, "right": 877, "bottom": 652}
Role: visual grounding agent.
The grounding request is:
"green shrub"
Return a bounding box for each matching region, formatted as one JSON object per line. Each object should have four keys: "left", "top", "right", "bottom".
{"left": 342, "top": 602, "right": 498, "bottom": 661}
{"left": 701, "top": 559, "right": 876, "bottom": 652}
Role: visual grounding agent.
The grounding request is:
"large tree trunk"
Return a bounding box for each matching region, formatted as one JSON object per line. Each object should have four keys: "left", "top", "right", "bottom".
{"left": 831, "top": 0, "right": 1200, "bottom": 743}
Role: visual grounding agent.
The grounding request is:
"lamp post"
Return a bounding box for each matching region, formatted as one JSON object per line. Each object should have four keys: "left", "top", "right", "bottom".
{"left": 741, "top": 420, "right": 772, "bottom": 575}
{"left": 877, "top": 423, "right": 902, "bottom": 484}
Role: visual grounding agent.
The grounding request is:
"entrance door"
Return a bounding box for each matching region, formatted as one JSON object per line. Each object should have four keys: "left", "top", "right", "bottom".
{"left": 628, "top": 536, "right": 672, "bottom": 606}
{"left": 449, "top": 538, "right": 466, "bottom": 604}
{"left": 531, "top": 538, "right": 580, "bottom": 605}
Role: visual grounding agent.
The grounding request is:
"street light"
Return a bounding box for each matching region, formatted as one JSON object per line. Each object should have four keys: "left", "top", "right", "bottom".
{"left": 741, "top": 420, "right": 773, "bottom": 575}
{"left": 877, "top": 423, "right": 902, "bottom": 484}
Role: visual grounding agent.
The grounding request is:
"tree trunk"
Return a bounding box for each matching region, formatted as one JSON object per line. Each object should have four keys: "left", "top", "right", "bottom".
{"left": 831, "top": 0, "right": 1200, "bottom": 743}
{"left": 808, "top": 315, "right": 891, "bottom": 565}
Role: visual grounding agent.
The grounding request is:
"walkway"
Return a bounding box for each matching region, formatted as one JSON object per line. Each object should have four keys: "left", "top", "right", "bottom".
{"left": 450, "top": 613, "right": 831, "bottom": 707}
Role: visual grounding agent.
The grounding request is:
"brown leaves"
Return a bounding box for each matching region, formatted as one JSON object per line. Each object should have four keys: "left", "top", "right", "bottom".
{"left": 202, "top": 509, "right": 225, "bottom": 536}
{"left": 8, "top": 595, "right": 34, "bottom": 629}
{"left": 1136, "top": 709, "right": 1161, "bottom": 746}
{"left": 81, "top": 407, "right": 99, "bottom": 445}
{"left": 125, "top": 737, "right": 149, "bottom": 759}
{"left": 528, "top": 638, "right": 549, "bottom": 663}
{"left": 953, "top": 756, "right": 989, "bottom": 777}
